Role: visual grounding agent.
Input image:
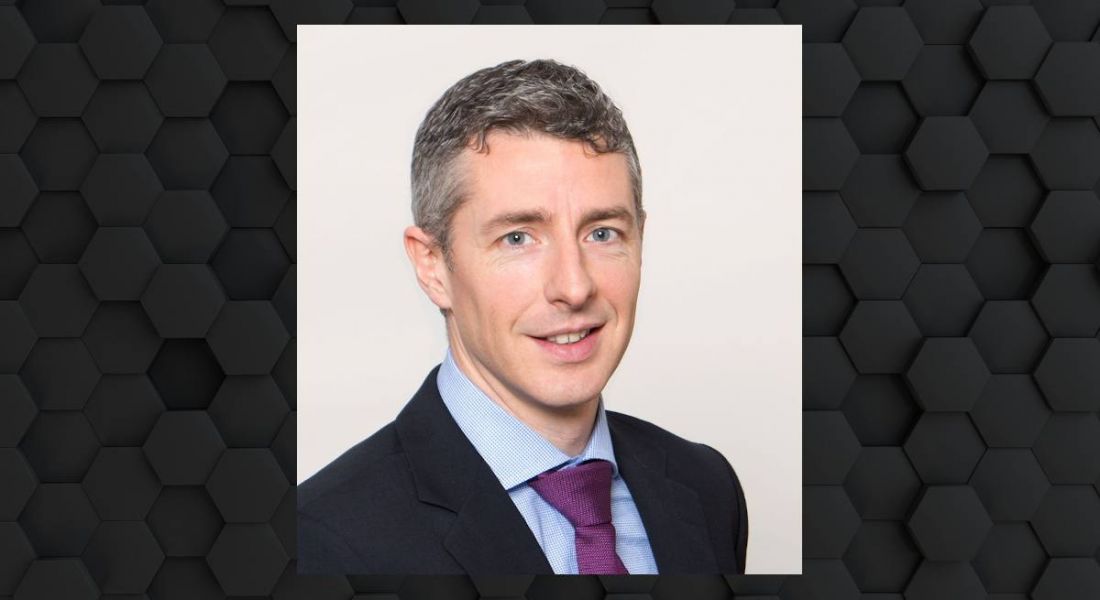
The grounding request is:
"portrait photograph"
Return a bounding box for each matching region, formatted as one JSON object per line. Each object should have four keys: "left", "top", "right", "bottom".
{"left": 296, "top": 25, "right": 801, "bottom": 575}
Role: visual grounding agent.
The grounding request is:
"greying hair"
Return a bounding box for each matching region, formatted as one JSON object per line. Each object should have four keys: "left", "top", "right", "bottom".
{"left": 411, "top": 59, "right": 643, "bottom": 268}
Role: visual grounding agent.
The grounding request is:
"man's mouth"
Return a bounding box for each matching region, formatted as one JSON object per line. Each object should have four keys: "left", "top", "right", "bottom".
{"left": 542, "top": 328, "right": 592, "bottom": 345}
{"left": 531, "top": 325, "right": 602, "bottom": 363}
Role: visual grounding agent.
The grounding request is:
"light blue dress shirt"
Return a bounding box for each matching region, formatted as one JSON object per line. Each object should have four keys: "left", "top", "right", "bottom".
{"left": 436, "top": 348, "right": 659, "bottom": 574}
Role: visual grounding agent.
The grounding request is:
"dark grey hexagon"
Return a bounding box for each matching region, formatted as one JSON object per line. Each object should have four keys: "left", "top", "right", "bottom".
{"left": 0, "top": 302, "right": 35, "bottom": 373}
{"left": 0, "top": 83, "right": 36, "bottom": 153}
{"left": 78, "top": 228, "right": 161, "bottom": 301}
{"left": 19, "top": 338, "right": 100, "bottom": 410}
{"left": 208, "top": 8, "right": 289, "bottom": 81}
{"left": 839, "top": 301, "right": 922, "bottom": 374}
{"left": 905, "top": 117, "right": 989, "bottom": 191}
{"left": 904, "top": 0, "right": 982, "bottom": 44}
{"left": 971, "top": 375, "right": 1050, "bottom": 448}
{"left": 18, "top": 264, "right": 98, "bottom": 337}
{"left": 1033, "top": 414, "right": 1100, "bottom": 484}
{"left": 904, "top": 412, "right": 984, "bottom": 483}
{"left": 1030, "top": 191, "right": 1100, "bottom": 263}
{"left": 902, "top": 264, "right": 983, "bottom": 337}
{"left": 1032, "top": 486, "right": 1100, "bottom": 557}
{"left": 908, "top": 486, "right": 992, "bottom": 561}
{"left": 13, "top": 559, "right": 98, "bottom": 600}
{"left": 804, "top": 411, "right": 860, "bottom": 485}
{"left": 0, "top": 376, "right": 36, "bottom": 447}
{"left": 1034, "top": 42, "right": 1100, "bottom": 117}
{"left": 968, "top": 6, "right": 1052, "bottom": 80}
{"left": 143, "top": 411, "right": 225, "bottom": 485}
{"left": 146, "top": 119, "right": 229, "bottom": 190}
{"left": 839, "top": 228, "right": 919, "bottom": 300}
{"left": 804, "top": 118, "right": 859, "bottom": 192}
{"left": 82, "top": 520, "right": 164, "bottom": 594}
{"left": 804, "top": 485, "right": 860, "bottom": 558}
{"left": 903, "top": 192, "right": 982, "bottom": 263}
{"left": 144, "top": 191, "right": 229, "bottom": 263}
{"left": 0, "top": 7, "right": 35, "bottom": 79}
{"left": 970, "top": 449, "right": 1049, "bottom": 521}
{"left": 142, "top": 264, "right": 226, "bottom": 339}
{"left": 0, "top": 155, "right": 37, "bottom": 227}
{"left": 1031, "top": 265, "right": 1100, "bottom": 337}
{"left": 80, "top": 154, "right": 164, "bottom": 226}
{"left": 839, "top": 154, "right": 921, "bottom": 227}
{"left": 968, "top": 301, "right": 1048, "bottom": 374}
{"left": 804, "top": 337, "right": 856, "bottom": 410}
{"left": 17, "top": 44, "right": 98, "bottom": 117}
{"left": 78, "top": 6, "right": 163, "bottom": 80}
{"left": 206, "top": 524, "right": 288, "bottom": 596}
{"left": 0, "top": 449, "right": 36, "bottom": 521}
{"left": 82, "top": 82, "right": 164, "bottom": 153}
{"left": 206, "top": 449, "right": 289, "bottom": 522}
{"left": 804, "top": 43, "right": 860, "bottom": 117}
{"left": 845, "top": 447, "right": 921, "bottom": 519}
{"left": 970, "top": 82, "right": 1050, "bottom": 154}
{"left": 81, "top": 447, "right": 161, "bottom": 520}
{"left": 776, "top": 0, "right": 857, "bottom": 43}
{"left": 1032, "top": 559, "right": 1100, "bottom": 600}
{"left": 905, "top": 338, "right": 990, "bottom": 411}
{"left": 145, "top": 44, "right": 227, "bottom": 118}
{"left": 842, "top": 7, "right": 923, "bottom": 81}
{"left": 1035, "top": 338, "right": 1100, "bottom": 412}
{"left": 1031, "top": 118, "right": 1100, "bottom": 190}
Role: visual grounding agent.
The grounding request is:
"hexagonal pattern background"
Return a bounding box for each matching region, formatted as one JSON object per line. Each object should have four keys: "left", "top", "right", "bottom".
{"left": 1, "top": 1, "right": 1095, "bottom": 598}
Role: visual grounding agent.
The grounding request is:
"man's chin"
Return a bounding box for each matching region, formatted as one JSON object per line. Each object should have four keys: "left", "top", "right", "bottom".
{"left": 525, "top": 378, "right": 607, "bottom": 411}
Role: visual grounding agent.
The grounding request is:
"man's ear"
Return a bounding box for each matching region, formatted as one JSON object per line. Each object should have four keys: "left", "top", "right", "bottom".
{"left": 403, "top": 226, "right": 453, "bottom": 311}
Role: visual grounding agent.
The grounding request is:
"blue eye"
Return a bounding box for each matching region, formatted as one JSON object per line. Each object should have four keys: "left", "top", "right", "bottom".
{"left": 589, "top": 227, "right": 619, "bottom": 243}
{"left": 502, "top": 231, "right": 532, "bottom": 247}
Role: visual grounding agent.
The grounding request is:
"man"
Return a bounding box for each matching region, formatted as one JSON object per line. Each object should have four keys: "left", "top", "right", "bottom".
{"left": 298, "top": 59, "right": 748, "bottom": 574}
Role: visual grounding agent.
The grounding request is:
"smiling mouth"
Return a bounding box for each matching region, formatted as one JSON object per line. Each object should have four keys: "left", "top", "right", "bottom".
{"left": 535, "top": 324, "right": 604, "bottom": 344}
{"left": 530, "top": 325, "right": 603, "bottom": 363}
{"left": 541, "top": 329, "right": 592, "bottom": 345}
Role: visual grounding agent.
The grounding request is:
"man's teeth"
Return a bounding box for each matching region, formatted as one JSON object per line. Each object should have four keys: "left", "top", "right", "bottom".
{"left": 545, "top": 329, "right": 590, "bottom": 345}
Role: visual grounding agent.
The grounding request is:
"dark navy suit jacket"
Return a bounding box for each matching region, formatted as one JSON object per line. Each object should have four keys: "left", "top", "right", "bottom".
{"left": 297, "top": 366, "right": 749, "bottom": 574}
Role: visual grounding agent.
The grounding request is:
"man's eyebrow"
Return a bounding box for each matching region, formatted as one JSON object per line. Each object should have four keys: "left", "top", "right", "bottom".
{"left": 578, "top": 207, "right": 634, "bottom": 228}
{"left": 480, "top": 209, "right": 551, "bottom": 236}
{"left": 481, "top": 206, "right": 635, "bottom": 236}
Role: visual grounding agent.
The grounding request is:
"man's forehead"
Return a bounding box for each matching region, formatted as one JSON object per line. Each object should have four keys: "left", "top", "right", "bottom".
{"left": 457, "top": 132, "right": 634, "bottom": 216}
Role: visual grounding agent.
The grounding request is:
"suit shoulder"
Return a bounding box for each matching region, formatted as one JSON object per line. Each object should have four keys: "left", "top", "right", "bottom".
{"left": 606, "top": 410, "right": 732, "bottom": 468}
{"left": 297, "top": 421, "right": 406, "bottom": 510}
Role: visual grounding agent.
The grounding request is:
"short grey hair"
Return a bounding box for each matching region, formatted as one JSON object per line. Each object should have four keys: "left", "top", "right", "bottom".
{"left": 411, "top": 59, "right": 644, "bottom": 268}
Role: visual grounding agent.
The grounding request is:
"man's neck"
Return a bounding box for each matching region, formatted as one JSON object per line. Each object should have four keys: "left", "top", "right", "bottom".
{"left": 448, "top": 346, "right": 599, "bottom": 457}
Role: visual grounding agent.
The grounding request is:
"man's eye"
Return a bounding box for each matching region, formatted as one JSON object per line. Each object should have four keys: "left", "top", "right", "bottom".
{"left": 589, "top": 227, "right": 620, "bottom": 243}
{"left": 502, "top": 231, "right": 532, "bottom": 247}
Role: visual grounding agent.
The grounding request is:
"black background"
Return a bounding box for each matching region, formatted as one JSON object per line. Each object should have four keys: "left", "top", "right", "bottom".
{"left": 1, "top": 0, "right": 1099, "bottom": 598}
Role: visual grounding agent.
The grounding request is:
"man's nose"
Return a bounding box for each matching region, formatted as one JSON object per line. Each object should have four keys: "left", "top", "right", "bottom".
{"left": 546, "top": 240, "right": 596, "bottom": 308}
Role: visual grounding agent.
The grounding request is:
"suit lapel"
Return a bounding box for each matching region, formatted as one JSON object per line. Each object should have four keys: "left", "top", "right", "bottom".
{"left": 609, "top": 413, "right": 719, "bottom": 574}
{"left": 394, "top": 367, "right": 553, "bottom": 574}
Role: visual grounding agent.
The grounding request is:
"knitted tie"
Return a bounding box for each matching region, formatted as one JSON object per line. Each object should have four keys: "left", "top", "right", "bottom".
{"left": 528, "top": 459, "right": 629, "bottom": 574}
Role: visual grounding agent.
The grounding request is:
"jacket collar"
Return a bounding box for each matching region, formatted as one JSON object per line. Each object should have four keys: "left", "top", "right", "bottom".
{"left": 607, "top": 412, "right": 719, "bottom": 573}
{"left": 394, "top": 366, "right": 553, "bottom": 574}
{"left": 394, "top": 366, "right": 716, "bottom": 574}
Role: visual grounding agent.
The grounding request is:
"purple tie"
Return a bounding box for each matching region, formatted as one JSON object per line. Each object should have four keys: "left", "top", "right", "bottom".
{"left": 528, "top": 459, "right": 629, "bottom": 574}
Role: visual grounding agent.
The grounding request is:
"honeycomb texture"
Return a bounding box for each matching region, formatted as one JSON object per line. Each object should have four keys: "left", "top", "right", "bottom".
{"left": 0, "top": 1, "right": 1097, "bottom": 598}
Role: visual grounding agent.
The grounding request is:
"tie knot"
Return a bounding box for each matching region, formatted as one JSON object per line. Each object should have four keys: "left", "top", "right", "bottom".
{"left": 528, "top": 459, "right": 614, "bottom": 527}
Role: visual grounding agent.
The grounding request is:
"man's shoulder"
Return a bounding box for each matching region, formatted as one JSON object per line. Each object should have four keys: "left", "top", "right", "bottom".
{"left": 297, "top": 421, "right": 407, "bottom": 510}
{"left": 606, "top": 409, "right": 744, "bottom": 501}
{"left": 606, "top": 410, "right": 731, "bottom": 468}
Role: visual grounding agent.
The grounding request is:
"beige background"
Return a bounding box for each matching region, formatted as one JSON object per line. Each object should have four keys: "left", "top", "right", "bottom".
{"left": 297, "top": 25, "right": 801, "bottom": 574}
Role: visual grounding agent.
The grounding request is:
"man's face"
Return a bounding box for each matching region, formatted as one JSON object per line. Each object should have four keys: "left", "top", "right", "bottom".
{"left": 438, "top": 131, "right": 643, "bottom": 417}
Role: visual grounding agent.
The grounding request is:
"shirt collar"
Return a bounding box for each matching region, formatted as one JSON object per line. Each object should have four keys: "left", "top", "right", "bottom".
{"left": 435, "top": 347, "right": 618, "bottom": 491}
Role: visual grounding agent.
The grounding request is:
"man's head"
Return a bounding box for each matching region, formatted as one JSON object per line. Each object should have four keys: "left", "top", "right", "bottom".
{"left": 404, "top": 59, "right": 645, "bottom": 425}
